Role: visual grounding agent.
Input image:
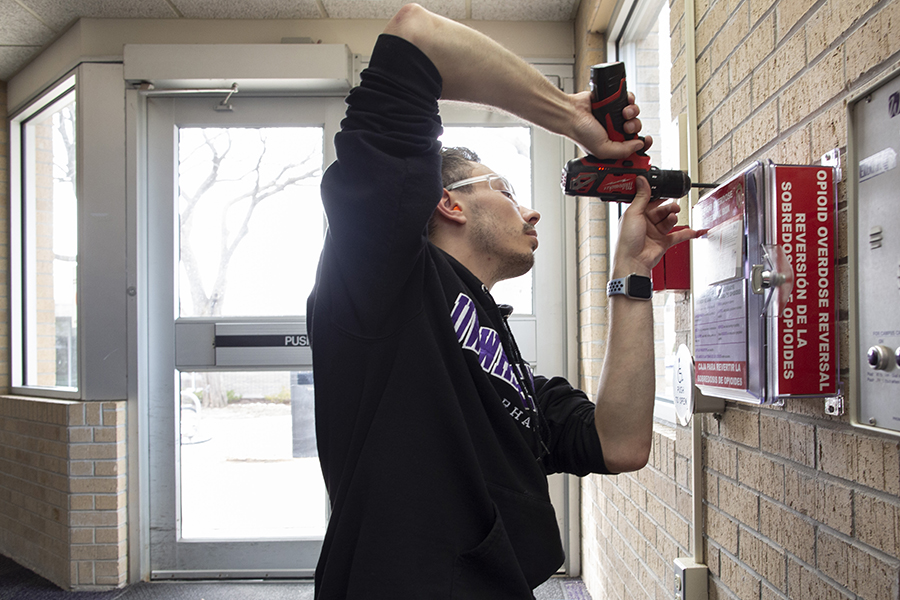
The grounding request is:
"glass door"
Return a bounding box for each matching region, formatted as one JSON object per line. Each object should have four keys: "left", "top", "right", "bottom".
{"left": 146, "top": 95, "right": 343, "bottom": 578}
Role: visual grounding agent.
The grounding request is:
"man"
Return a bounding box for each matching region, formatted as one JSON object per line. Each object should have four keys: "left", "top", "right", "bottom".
{"left": 307, "top": 4, "right": 700, "bottom": 598}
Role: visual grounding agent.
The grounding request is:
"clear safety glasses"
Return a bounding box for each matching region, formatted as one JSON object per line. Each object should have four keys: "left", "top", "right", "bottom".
{"left": 446, "top": 174, "right": 517, "bottom": 204}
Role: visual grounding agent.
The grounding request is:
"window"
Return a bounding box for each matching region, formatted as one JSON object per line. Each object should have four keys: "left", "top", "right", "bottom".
{"left": 11, "top": 63, "right": 127, "bottom": 399}
{"left": 609, "top": 0, "right": 685, "bottom": 424}
{"left": 12, "top": 77, "right": 78, "bottom": 392}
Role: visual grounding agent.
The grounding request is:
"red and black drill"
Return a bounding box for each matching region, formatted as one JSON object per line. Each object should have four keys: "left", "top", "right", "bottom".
{"left": 561, "top": 62, "right": 714, "bottom": 202}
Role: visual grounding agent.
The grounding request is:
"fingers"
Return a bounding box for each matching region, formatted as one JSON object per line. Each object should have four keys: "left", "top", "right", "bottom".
{"left": 623, "top": 117, "right": 642, "bottom": 135}
{"left": 667, "top": 227, "right": 704, "bottom": 246}
{"left": 625, "top": 176, "right": 652, "bottom": 213}
{"left": 597, "top": 138, "right": 648, "bottom": 160}
{"left": 646, "top": 200, "right": 681, "bottom": 227}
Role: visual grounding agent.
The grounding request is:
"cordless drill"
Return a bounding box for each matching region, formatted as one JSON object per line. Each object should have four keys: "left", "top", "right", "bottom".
{"left": 562, "top": 62, "right": 707, "bottom": 202}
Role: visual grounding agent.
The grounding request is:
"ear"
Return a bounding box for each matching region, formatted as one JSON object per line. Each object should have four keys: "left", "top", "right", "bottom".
{"left": 435, "top": 189, "right": 467, "bottom": 225}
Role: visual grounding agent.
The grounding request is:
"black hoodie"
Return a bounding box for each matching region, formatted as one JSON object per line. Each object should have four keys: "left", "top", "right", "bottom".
{"left": 307, "top": 34, "right": 611, "bottom": 600}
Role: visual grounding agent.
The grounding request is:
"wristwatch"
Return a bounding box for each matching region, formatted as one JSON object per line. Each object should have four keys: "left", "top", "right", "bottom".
{"left": 607, "top": 273, "right": 652, "bottom": 300}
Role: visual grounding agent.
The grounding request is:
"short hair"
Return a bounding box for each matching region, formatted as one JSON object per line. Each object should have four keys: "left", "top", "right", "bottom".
{"left": 441, "top": 146, "right": 480, "bottom": 188}
{"left": 428, "top": 146, "right": 481, "bottom": 238}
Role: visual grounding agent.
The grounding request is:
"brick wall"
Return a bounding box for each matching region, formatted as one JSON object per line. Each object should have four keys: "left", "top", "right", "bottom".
{"left": 0, "top": 396, "right": 128, "bottom": 590}
{"left": 574, "top": 0, "right": 900, "bottom": 599}
{"left": 674, "top": 0, "right": 900, "bottom": 598}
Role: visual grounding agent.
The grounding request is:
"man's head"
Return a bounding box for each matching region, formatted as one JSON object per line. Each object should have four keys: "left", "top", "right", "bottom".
{"left": 431, "top": 146, "right": 541, "bottom": 289}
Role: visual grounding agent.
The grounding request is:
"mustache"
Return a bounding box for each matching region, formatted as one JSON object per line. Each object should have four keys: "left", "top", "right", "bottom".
{"left": 523, "top": 224, "right": 536, "bottom": 234}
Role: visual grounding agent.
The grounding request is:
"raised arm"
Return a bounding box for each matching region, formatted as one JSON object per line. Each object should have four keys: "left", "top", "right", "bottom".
{"left": 383, "top": 3, "right": 646, "bottom": 160}
{"left": 594, "top": 178, "right": 701, "bottom": 472}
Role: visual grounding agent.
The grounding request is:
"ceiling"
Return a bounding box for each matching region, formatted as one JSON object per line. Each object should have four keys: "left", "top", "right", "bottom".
{"left": 0, "top": 0, "right": 582, "bottom": 82}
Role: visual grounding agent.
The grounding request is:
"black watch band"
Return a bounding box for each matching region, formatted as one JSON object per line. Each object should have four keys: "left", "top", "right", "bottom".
{"left": 607, "top": 273, "right": 653, "bottom": 300}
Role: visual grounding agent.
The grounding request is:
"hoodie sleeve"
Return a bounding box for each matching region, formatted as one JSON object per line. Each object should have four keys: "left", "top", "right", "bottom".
{"left": 535, "top": 376, "right": 613, "bottom": 476}
{"left": 314, "top": 34, "right": 445, "bottom": 338}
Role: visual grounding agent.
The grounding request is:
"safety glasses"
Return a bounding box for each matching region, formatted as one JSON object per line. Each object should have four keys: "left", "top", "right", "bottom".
{"left": 446, "top": 174, "right": 517, "bottom": 204}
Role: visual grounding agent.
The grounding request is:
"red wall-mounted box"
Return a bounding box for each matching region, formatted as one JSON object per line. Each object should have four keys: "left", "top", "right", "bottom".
{"left": 652, "top": 226, "right": 691, "bottom": 291}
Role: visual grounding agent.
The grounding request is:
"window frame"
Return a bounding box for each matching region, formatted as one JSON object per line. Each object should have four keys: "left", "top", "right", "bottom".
{"left": 607, "top": 0, "right": 684, "bottom": 426}
{"left": 9, "top": 63, "right": 128, "bottom": 400}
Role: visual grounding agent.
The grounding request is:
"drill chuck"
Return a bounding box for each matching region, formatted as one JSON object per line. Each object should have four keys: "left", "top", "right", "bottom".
{"left": 646, "top": 167, "right": 692, "bottom": 199}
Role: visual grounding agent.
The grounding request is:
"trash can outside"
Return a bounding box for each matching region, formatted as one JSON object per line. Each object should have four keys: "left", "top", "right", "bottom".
{"left": 291, "top": 371, "right": 317, "bottom": 458}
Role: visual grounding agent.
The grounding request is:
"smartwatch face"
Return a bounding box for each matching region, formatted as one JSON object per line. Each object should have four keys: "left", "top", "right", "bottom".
{"left": 627, "top": 275, "right": 653, "bottom": 299}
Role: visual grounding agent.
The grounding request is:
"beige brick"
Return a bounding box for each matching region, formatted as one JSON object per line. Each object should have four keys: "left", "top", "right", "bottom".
{"left": 718, "top": 477, "right": 759, "bottom": 527}
{"left": 844, "top": 2, "right": 900, "bottom": 86}
{"left": 737, "top": 448, "right": 784, "bottom": 501}
{"left": 829, "top": 530, "right": 900, "bottom": 600}
{"left": 699, "top": 138, "right": 732, "bottom": 183}
{"left": 84, "top": 403, "right": 102, "bottom": 427}
{"left": 855, "top": 492, "right": 900, "bottom": 556}
{"left": 70, "top": 511, "right": 120, "bottom": 528}
{"left": 821, "top": 480, "right": 853, "bottom": 536}
{"left": 780, "top": 49, "right": 844, "bottom": 130}
{"left": 698, "top": 119, "right": 714, "bottom": 156}
{"left": 739, "top": 528, "right": 786, "bottom": 590}
{"left": 720, "top": 406, "right": 759, "bottom": 448}
{"left": 759, "top": 497, "right": 815, "bottom": 564}
{"left": 817, "top": 426, "right": 857, "bottom": 480}
{"left": 699, "top": 67, "right": 730, "bottom": 120}
{"left": 712, "top": 80, "right": 752, "bottom": 144}
{"left": 69, "top": 444, "right": 120, "bottom": 461}
{"left": 705, "top": 437, "right": 737, "bottom": 478}
{"left": 69, "top": 494, "right": 94, "bottom": 511}
{"left": 71, "top": 475, "right": 125, "bottom": 495}
{"left": 710, "top": 3, "right": 750, "bottom": 72}
{"left": 69, "top": 528, "right": 94, "bottom": 545}
{"left": 70, "top": 544, "right": 120, "bottom": 561}
{"left": 92, "top": 426, "right": 121, "bottom": 444}
{"left": 752, "top": 31, "right": 806, "bottom": 109}
{"left": 694, "top": 0, "right": 711, "bottom": 22}
{"left": 858, "top": 435, "right": 900, "bottom": 494}
{"left": 776, "top": 0, "right": 818, "bottom": 40}
{"left": 766, "top": 123, "right": 811, "bottom": 165}
{"left": 94, "top": 526, "right": 124, "bottom": 544}
{"left": 760, "top": 414, "right": 815, "bottom": 467}
{"left": 93, "top": 493, "right": 126, "bottom": 511}
{"left": 696, "top": 51, "right": 711, "bottom": 91}
{"left": 750, "top": 0, "right": 777, "bottom": 25}
{"left": 707, "top": 506, "right": 739, "bottom": 553}
{"left": 733, "top": 100, "right": 778, "bottom": 164}
{"left": 76, "top": 561, "right": 94, "bottom": 585}
{"left": 810, "top": 102, "right": 847, "bottom": 160}
{"left": 730, "top": 14, "right": 775, "bottom": 84}
{"left": 666, "top": 507, "right": 691, "bottom": 549}
{"left": 94, "top": 559, "right": 126, "bottom": 584}
{"left": 807, "top": 0, "right": 875, "bottom": 59}
{"left": 68, "top": 461, "right": 93, "bottom": 477}
{"left": 720, "top": 550, "right": 761, "bottom": 600}
{"left": 101, "top": 403, "right": 125, "bottom": 427}
{"left": 788, "top": 557, "right": 853, "bottom": 600}
{"left": 697, "top": 0, "right": 731, "bottom": 54}
{"left": 705, "top": 471, "right": 719, "bottom": 505}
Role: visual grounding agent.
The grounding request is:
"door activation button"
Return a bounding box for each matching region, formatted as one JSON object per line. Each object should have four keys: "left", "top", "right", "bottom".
{"left": 867, "top": 345, "right": 895, "bottom": 371}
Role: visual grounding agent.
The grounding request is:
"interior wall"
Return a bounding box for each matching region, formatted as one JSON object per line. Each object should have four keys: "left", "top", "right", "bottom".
{"left": 7, "top": 17, "right": 575, "bottom": 114}
{"left": 575, "top": 0, "right": 900, "bottom": 599}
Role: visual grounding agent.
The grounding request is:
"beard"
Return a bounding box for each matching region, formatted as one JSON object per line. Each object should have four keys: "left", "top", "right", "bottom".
{"left": 468, "top": 205, "right": 536, "bottom": 283}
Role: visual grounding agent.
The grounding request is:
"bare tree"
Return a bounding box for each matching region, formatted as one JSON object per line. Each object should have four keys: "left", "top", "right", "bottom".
{"left": 179, "top": 128, "right": 321, "bottom": 406}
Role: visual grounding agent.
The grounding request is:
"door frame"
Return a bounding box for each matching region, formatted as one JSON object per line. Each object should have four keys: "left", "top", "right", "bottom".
{"left": 137, "top": 93, "right": 343, "bottom": 579}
